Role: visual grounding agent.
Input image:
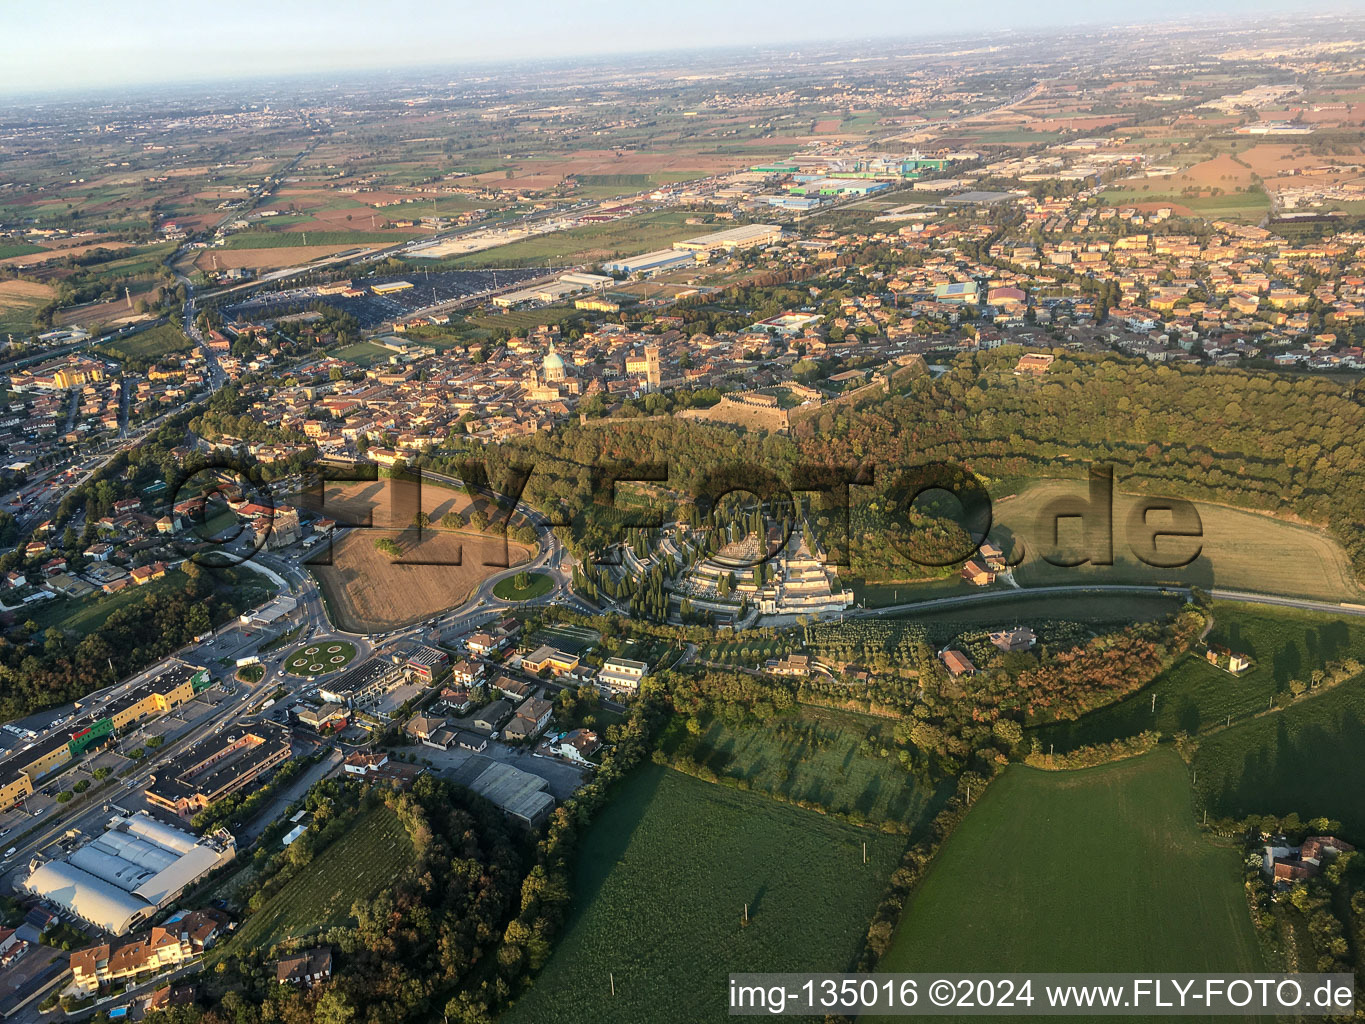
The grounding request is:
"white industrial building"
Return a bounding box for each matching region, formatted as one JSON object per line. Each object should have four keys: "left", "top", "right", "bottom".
{"left": 25, "top": 813, "right": 235, "bottom": 935}
{"left": 672, "top": 224, "right": 784, "bottom": 253}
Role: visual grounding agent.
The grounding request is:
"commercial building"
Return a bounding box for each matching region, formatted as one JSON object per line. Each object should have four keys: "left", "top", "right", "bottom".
{"left": 242, "top": 594, "right": 297, "bottom": 627}
{"left": 405, "top": 645, "right": 450, "bottom": 684}
{"left": 0, "top": 729, "right": 78, "bottom": 811}
{"left": 145, "top": 723, "right": 292, "bottom": 818}
{"left": 319, "top": 658, "right": 405, "bottom": 710}
{"left": 0, "top": 663, "right": 212, "bottom": 811}
{"left": 25, "top": 815, "right": 236, "bottom": 936}
{"left": 787, "top": 177, "right": 892, "bottom": 197}
{"left": 95, "top": 662, "right": 209, "bottom": 733}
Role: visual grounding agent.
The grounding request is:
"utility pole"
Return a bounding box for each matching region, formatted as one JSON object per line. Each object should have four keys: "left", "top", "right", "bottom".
{"left": 610, "top": 973, "right": 615, "bottom": 996}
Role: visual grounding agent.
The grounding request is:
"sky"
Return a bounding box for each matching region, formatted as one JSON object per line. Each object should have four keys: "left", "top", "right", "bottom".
{"left": 1, "top": 0, "right": 1325, "bottom": 96}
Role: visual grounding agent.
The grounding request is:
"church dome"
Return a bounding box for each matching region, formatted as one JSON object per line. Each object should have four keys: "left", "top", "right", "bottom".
{"left": 542, "top": 343, "right": 567, "bottom": 381}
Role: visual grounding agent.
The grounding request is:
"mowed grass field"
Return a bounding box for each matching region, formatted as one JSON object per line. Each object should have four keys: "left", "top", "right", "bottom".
{"left": 1193, "top": 673, "right": 1365, "bottom": 837}
{"left": 995, "top": 479, "right": 1362, "bottom": 601}
{"left": 303, "top": 477, "right": 534, "bottom": 631}
{"left": 871, "top": 751, "right": 1264, "bottom": 1023}
{"left": 224, "top": 805, "right": 413, "bottom": 956}
{"left": 1033, "top": 602, "right": 1365, "bottom": 752}
{"left": 657, "top": 708, "right": 952, "bottom": 828}
{"left": 503, "top": 766, "right": 903, "bottom": 1024}
{"left": 93, "top": 322, "right": 193, "bottom": 362}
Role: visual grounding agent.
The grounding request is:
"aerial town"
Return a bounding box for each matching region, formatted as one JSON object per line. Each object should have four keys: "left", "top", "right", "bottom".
{"left": 0, "top": 9, "right": 1364, "bottom": 1024}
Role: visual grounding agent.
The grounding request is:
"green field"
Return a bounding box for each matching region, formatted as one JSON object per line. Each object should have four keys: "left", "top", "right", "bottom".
{"left": 447, "top": 210, "right": 699, "bottom": 269}
{"left": 1097, "top": 188, "right": 1271, "bottom": 222}
{"left": 225, "top": 804, "right": 414, "bottom": 955}
{"left": 493, "top": 571, "right": 554, "bottom": 601}
{"left": 93, "top": 323, "right": 193, "bottom": 363}
{"left": 504, "top": 765, "right": 903, "bottom": 1024}
{"left": 658, "top": 708, "right": 951, "bottom": 827}
{"left": 1034, "top": 602, "right": 1365, "bottom": 752}
{"left": 872, "top": 751, "right": 1263, "bottom": 1021}
{"left": 0, "top": 243, "right": 43, "bottom": 259}
{"left": 1193, "top": 673, "right": 1365, "bottom": 836}
{"left": 332, "top": 341, "right": 396, "bottom": 366}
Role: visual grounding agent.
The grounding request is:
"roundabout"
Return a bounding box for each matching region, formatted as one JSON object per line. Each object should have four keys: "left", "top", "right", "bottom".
{"left": 283, "top": 640, "right": 358, "bottom": 677}
{"left": 492, "top": 571, "right": 554, "bottom": 602}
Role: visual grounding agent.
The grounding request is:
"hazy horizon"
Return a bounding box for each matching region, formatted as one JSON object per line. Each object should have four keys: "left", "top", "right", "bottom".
{"left": 4, "top": 0, "right": 1343, "bottom": 99}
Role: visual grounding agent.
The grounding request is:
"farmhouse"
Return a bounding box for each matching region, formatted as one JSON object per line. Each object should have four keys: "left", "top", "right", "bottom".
{"left": 989, "top": 627, "right": 1037, "bottom": 653}
{"left": 1263, "top": 837, "right": 1356, "bottom": 885}
{"left": 1014, "top": 353, "right": 1055, "bottom": 376}
{"left": 275, "top": 947, "right": 333, "bottom": 986}
{"left": 960, "top": 560, "right": 996, "bottom": 586}
{"left": 1205, "top": 646, "right": 1252, "bottom": 674}
{"left": 764, "top": 654, "right": 812, "bottom": 677}
{"left": 940, "top": 649, "right": 977, "bottom": 678}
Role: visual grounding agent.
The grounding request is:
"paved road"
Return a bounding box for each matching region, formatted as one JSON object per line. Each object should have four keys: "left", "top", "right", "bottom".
{"left": 849, "top": 583, "right": 1365, "bottom": 620}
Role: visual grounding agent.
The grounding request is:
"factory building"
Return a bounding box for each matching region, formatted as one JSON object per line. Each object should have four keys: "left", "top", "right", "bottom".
{"left": 672, "top": 224, "right": 784, "bottom": 253}
{"left": 602, "top": 248, "right": 695, "bottom": 276}
{"left": 786, "top": 177, "right": 892, "bottom": 197}
{"left": 24, "top": 814, "right": 235, "bottom": 936}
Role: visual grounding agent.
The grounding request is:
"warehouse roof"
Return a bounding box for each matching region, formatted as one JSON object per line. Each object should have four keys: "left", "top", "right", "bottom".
{"left": 465, "top": 761, "right": 554, "bottom": 826}
{"left": 25, "top": 860, "right": 152, "bottom": 936}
